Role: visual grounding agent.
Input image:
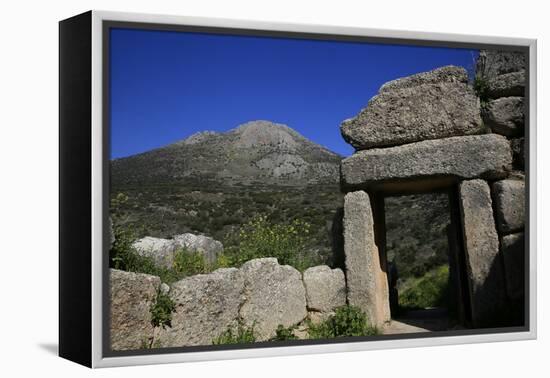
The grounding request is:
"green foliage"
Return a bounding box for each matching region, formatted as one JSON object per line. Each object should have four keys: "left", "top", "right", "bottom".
{"left": 224, "top": 215, "right": 319, "bottom": 271}
{"left": 172, "top": 248, "right": 209, "bottom": 276}
{"left": 474, "top": 76, "right": 490, "bottom": 109}
{"left": 271, "top": 325, "right": 297, "bottom": 341}
{"left": 399, "top": 265, "right": 450, "bottom": 310}
{"left": 308, "top": 306, "right": 378, "bottom": 339}
{"left": 150, "top": 291, "right": 176, "bottom": 329}
{"left": 212, "top": 323, "right": 256, "bottom": 345}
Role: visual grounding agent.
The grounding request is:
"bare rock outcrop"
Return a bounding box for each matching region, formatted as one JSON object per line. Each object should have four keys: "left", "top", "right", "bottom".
{"left": 340, "top": 66, "right": 483, "bottom": 150}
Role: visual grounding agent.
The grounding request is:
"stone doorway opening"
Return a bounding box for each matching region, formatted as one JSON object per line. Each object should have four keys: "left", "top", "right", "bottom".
{"left": 374, "top": 189, "right": 472, "bottom": 334}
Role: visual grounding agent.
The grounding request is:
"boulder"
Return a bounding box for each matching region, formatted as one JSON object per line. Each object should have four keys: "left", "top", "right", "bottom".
{"left": 156, "top": 268, "right": 244, "bottom": 347}
{"left": 459, "top": 180, "right": 506, "bottom": 326}
{"left": 486, "top": 70, "right": 525, "bottom": 98}
{"left": 476, "top": 50, "right": 526, "bottom": 78}
{"left": 511, "top": 137, "right": 525, "bottom": 170}
{"left": 173, "top": 233, "right": 223, "bottom": 264}
{"left": 492, "top": 179, "right": 525, "bottom": 234}
{"left": 501, "top": 232, "right": 525, "bottom": 300}
{"left": 341, "top": 134, "right": 512, "bottom": 189}
{"left": 343, "top": 191, "right": 390, "bottom": 327}
{"left": 341, "top": 66, "right": 483, "bottom": 149}
{"left": 303, "top": 265, "right": 346, "bottom": 313}
{"left": 483, "top": 97, "right": 524, "bottom": 136}
{"left": 239, "top": 258, "right": 307, "bottom": 341}
{"left": 110, "top": 269, "right": 161, "bottom": 350}
{"left": 132, "top": 236, "right": 178, "bottom": 269}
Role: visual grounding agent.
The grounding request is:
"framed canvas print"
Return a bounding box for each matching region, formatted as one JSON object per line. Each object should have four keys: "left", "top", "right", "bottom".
{"left": 59, "top": 10, "right": 537, "bottom": 368}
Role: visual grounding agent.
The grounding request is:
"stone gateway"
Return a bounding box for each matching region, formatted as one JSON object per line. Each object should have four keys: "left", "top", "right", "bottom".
{"left": 340, "top": 50, "right": 525, "bottom": 329}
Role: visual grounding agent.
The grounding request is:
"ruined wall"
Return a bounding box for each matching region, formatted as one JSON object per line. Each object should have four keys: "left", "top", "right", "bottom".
{"left": 340, "top": 55, "right": 526, "bottom": 327}
{"left": 110, "top": 259, "right": 346, "bottom": 350}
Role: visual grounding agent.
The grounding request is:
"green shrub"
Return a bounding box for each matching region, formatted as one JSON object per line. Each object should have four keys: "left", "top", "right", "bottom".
{"left": 224, "top": 215, "right": 318, "bottom": 271}
{"left": 399, "top": 265, "right": 450, "bottom": 310}
{"left": 308, "top": 305, "right": 378, "bottom": 339}
{"left": 212, "top": 323, "right": 256, "bottom": 345}
{"left": 150, "top": 291, "right": 175, "bottom": 329}
{"left": 270, "top": 325, "right": 297, "bottom": 341}
{"left": 473, "top": 76, "right": 490, "bottom": 109}
{"left": 172, "top": 248, "right": 209, "bottom": 276}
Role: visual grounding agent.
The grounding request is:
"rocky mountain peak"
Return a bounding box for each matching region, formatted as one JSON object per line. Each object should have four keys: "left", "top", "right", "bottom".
{"left": 230, "top": 120, "right": 301, "bottom": 150}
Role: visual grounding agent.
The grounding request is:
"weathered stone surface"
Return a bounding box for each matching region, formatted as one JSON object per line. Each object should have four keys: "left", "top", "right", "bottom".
{"left": 501, "top": 232, "right": 525, "bottom": 300}
{"left": 486, "top": 70, "right": 525, "bottom": 98}
{"left": 156, "top": 268, "right": 244, "bottom": 347}
{"left": 343, "top": 191, "right": 390, "bottom": 327}
{"left": 341, "top": 134, "right": 512, "bottom": 188}
{"left": 492, "top": 179, "right": 525, "bottom": 234}
{"left": 483, "top": 97, "right": 524, "bottom": 136}
{"left": 133, "top": 236, "right": 178, "bottom": 269}
{"left": 239, "top": 258, "right": 307, "bottom": 341}
{"left": 303, "top": 265, "right": 346, "bottom": 313}
{"left": 459, "top": 180, "right": 506, "bottom": 326}
{"left": 173, "top": 233, "right": 223, "bottom": 264}
{"left": 476, "top": 50, "right": 526, "bottom": 78}
{"left": 511, "top": 137, "right": 525, "bottom": 170}
{"left": 341, "top": 66, "right": 483, "bottom": 149}
{"left": 110, "top": 269, "right": 161, "bottom": 350}
{"left": 379, "top": 65, "right": 469, "bottom": 92}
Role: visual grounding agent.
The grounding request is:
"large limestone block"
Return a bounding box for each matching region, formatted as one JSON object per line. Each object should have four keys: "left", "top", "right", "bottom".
{"left": 341, "top": 66, "right": 483, "bottom": 149}
{"left": 501, "top": 233, "right": 525, "bottom": 300}
{"left": 492, "top": 179, "right": 525, "bottom": 234}
{"left": 486, "top": 71, "right": 525, "bottom": 98}
{"left": 459, "top": 180, "right": 506, "bottom": 326}
{"left": 343, "top": 191, "right": 390, "bottom": 327}
{"left": 483, "top": 97, "right": 524, "bottom": 136}
{"left": 132, "top": 236, "right": 178, "bottom": 269}
{"left": 110, "top": 269, "right": 161, "bottom": 350}
{"left": 341, "top": 134, "right": 512, "bottom": 188}
{"left": 156, "top": 268, "right": 244, "bottom": 347}
{"left": 239, "top": 258, "right": 307, "bottom": 341}
{"left": 303, "top": 265, "right": 346, "bottom": 313}
{"left": 476, "top": 50, "right": 526, "bottom": 79}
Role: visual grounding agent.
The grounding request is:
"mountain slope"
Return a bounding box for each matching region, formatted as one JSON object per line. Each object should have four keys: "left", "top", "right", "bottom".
{"left": 111, "top": 120, "right": 342, "bottom": 187}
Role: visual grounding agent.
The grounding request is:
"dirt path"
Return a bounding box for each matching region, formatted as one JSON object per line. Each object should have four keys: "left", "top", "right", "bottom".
{"left": 382, "top": 307, "right": 452, "bottom": 335}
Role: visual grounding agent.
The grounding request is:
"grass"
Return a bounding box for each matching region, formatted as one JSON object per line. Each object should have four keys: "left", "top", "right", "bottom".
{"left": 212, "top": 323, "right": 256, "bottom": 345}
{"left": 308, "top": 305, "right": 378, "bottom": 339}
{"left": 399, "top": 265, "right": 450, "bottom": 310}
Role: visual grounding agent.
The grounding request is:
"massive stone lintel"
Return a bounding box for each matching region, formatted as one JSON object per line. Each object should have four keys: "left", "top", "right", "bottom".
{"left": 340, "top": 66, "right": 483, "bottom": 149}
{"left": 341, "top": 134, "right": 512, "bottom": 190}
{"left": 343, "top": 191, "right": 390, "bottom": 327}
{"left": 459, "top": 180, "right": 506, "bottom": 327}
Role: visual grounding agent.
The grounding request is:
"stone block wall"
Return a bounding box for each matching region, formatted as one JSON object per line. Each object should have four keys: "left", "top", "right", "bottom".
{"left": 340, "top": 56, "right": 526, "bottom": 328}
{"left": 110, "top": 259, "right": 347, "bottom": 350}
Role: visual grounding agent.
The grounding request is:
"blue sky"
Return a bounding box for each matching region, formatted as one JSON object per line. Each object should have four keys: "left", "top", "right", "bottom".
{"left": 110, "top": 28, "right": 478, "bottom": 158}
